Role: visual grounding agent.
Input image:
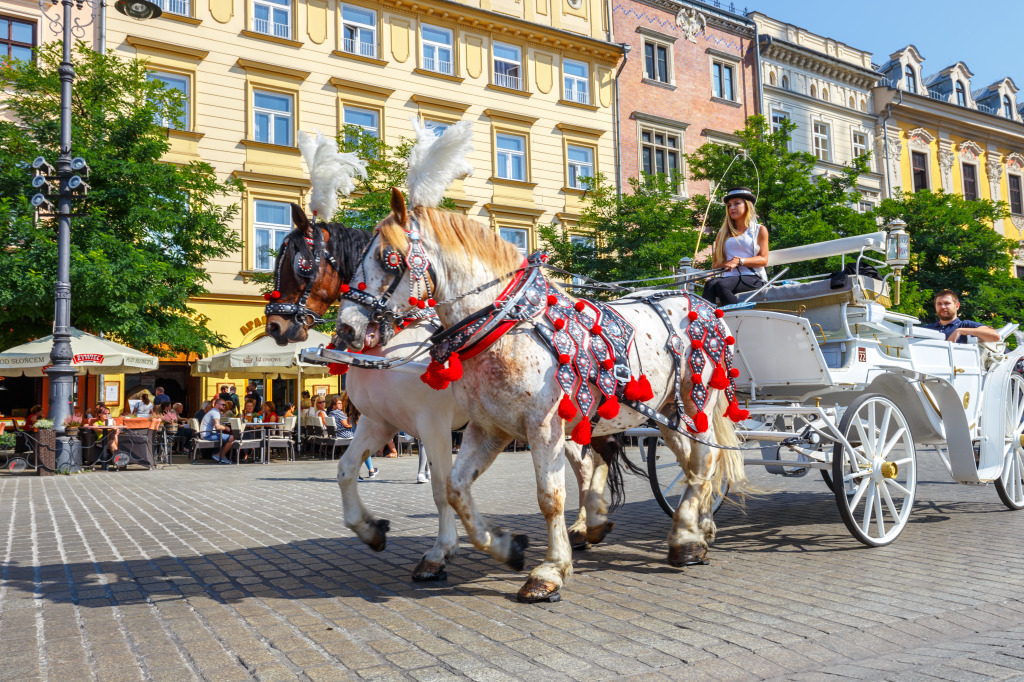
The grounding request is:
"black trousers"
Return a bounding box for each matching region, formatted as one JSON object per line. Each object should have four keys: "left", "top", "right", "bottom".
{"left": 702, "top": 274, "right": 764, "bottom": 306}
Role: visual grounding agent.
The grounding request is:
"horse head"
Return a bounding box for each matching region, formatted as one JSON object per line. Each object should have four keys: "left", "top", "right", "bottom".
{"left": 264, "top": 203, "right": 372, "bottom": 346}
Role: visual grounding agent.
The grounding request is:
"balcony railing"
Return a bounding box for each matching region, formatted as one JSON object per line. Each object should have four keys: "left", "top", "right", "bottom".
{"left": 159, "top": 0, "right": 188, "bottom": 15}
{"left": 423, "top": 56, "right": 453, "bottom": 75}
{"left": 877, "top": 77, "right": 898, "bottom": 89}
{"left": 494, "top": 72, "right": 522, "bottom": 90}
{"left": 342, "top": 38, "right": 376, "bottom": 58}
{"left": 978, "top": 103, "right": 996, "bottom": 115}
{"left": 252, "top": 18, "right": 291, "bottom": 39}
{"left": 927, "top": 90, "right": 948, "bottom": 102}
{"left": 563, "top": 87, "right": 589, "bottom": 104}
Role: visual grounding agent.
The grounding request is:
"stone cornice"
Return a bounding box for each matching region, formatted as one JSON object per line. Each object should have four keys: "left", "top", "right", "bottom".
{"left": 765, "top": 85, "right": 877, "bottom": 122}
{"left": 874, "top": 86, "right": 1024, "bottom": 143}
{"left": 632, "top": 0, "right": 755, "bottom": 39}
{"left": 760, "top": 36, "right": 879, "bottom": 90}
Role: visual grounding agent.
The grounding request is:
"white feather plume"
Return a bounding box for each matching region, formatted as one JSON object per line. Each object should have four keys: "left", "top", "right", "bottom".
{"left": 407, "top": 117, "right": 474, "bottom": 208}
{"left": 298, "top": 130, "right": 367, "bottom": 220}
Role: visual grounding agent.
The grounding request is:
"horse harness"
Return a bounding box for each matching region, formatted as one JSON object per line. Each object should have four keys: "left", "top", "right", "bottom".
{"left": 264, "top": 229, "right": 341, "bottom": 328}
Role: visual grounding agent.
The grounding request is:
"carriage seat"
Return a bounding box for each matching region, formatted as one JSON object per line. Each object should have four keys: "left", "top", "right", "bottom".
{"left": 750, "top": 275, "right": 890, "bottom": 333}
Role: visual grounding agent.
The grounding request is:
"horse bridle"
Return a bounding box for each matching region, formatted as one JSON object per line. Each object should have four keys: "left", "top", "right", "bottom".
{"left": 264, "top": 229, "right": 341, "bottom": 328}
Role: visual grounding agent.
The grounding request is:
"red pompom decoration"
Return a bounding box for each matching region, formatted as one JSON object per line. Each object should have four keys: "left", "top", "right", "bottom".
{"left": 558, "top": 394, "right": 578, "bottom": 421}
{"left": 601, "top": 359, "right": 614, "bottom": 370}
{"left": 263, "top": 292, "right": 272, "bottom": 301}
{"left": 357, "top": 282, "right": 366, "bottom": 291}
{"left": 417, "top": 301, "right": 427, "bottom": 309}
{"left": 692, "top": 373, "right": 703, "bottom": 385}
{"left": 726, "top": 400, "right": 750, "bottom": 423}
{"left": 547, "top": 294, "right": 558, "bottom": 306}
{"left": 340, "top": 284, "right": 350, "bottom": 293}
{"left": 325, "top": 343, "right": 335, "bottom": 350}
{"left": 328, "top": 362, "right": 348, "bottom": 376}
{"left": 714, "top": 309, "right": 725, "bottom": 319}
{"left": 574, "top": 301, "right": 585, "bottom": 312}
{"left": 729, "top": 367, "right": 740, "bottom": 378}
{"left": 554, "top": 318, "right": 566, "bottom": 330}
{"left": 637, "top": 374, "right": 654, "bottom": 401}
{"left": 688, "top": 310, "right": 699, "bottom": 321}
{"left": 439, "top": 352, "right": 463, "bottom": 382}
{"left": 558, "top": 353, "right": 571, "bottom": 365}
{"left": 692, "top": 411, "right": 709, "bottom": 433}
{"left": 427, "top": 298, "right": 436, "bottom": 307}
{"left": 692, "top": 338, "right": 704, "bottom": 351}
{"left": 591, "top": 324, "right": 602, "bottom": 335}
{"left": 725, "top": 336, "right": 736, "bottom": 346}
{"left": 420, "top": 360, "right": 451, "bottom": 391}
{"left": 271, "top": 290, "right": 281, "bottom": 299}
{"left": 623, "top": 377, "right": 644, "bottom": 401}
{"left": 710, "top": 364, "right": 730, "bottom": 390}
{"left": 597, "top": 395, "right": 620, "bottom": 420}
{"left": 408, "top": 296, "right": 418, "bottom": 306}
{"left": 570, "top": 418, "right": 592, "bottom": 445}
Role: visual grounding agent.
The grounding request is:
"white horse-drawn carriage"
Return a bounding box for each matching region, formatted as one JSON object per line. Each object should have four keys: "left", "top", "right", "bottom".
{"left": 645, "top": 229, "right": 1024, "bottom": 547}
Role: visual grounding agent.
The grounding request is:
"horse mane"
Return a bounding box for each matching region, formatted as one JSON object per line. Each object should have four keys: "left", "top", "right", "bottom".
{"left": 283, "top": 222, "right": 372, "bottom": 282}
{"left": 378, "top": 206, "right": 522, "bottom": 275}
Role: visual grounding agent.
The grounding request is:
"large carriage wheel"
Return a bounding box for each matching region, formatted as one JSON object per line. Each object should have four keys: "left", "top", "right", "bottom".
{"left": 995, "top": 374, "right": 1024, "bottom": 510}
{"left": 832, "top": 394, "right": 917, "bottom": 547}
{"left": 644, "top": 436, "right": 727, "bottom": 518}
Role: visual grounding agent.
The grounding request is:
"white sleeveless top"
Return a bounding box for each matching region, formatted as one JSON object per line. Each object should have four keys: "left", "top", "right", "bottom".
{"left": 722, "top": 222, "right": 767, "bottom": 281}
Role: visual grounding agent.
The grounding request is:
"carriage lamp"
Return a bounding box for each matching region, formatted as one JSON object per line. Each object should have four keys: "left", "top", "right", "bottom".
{"left": 885, "top": 219, "right": 910, "bottom": 305}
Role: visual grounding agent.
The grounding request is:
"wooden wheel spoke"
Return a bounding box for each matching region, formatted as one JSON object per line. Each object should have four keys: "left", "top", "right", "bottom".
{"left": 876, "top": 406, "right": 892, "bottom": 461}
{"left": 874, "top": 487, "right": 886, "bottom": 537}
{"left": 860, "top": 485, "right": 876, "bottom": 534}
{"left": 848, "top": 477, "right": 871, "bottom": 511}
{"left": 884, "top": 478, "right": 912, "bottom": 496}
{"left": 852, "top": 418, "right": 873, "bottom": 461}
{"left": 879, "top": 428, "right": 908, "bottom": 460}
{"left": 844, "top": 468, "right": 873, "bottom": 482}
{"left": 879, "top": 478, "right": 902, "bottom": 521}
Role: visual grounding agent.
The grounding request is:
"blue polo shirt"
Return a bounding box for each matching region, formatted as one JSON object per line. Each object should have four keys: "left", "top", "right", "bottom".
{"left": 924, "top": 318, "right": 982, "bottom": 344}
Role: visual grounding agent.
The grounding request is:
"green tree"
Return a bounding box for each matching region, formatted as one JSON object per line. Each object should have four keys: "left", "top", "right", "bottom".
{"left": 875, "top": 189, "right": 1023, "bottom": 325}
{"left": 0, "top": 42, "right": 241, "bottom": 356}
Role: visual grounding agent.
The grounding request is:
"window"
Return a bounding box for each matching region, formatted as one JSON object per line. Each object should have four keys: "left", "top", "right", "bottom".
{"left": 425, "top": 120, "right": 449, "bottom": 137}
{"left": 849, "top": 95, "right": 855, "bottom": 108}
{"left": 640, "top": 127, "right": 680, "bottom": 191}
{"left": 493, "top": 42, "right": 522, "bottom": 90}
{"left": 147, "top": 71, "right": 189, "bottom": 130}
{"left": 1009, "top": 174, "right": 1023, "bottom": 215}
{"left": 1017, "top": 265, "right": 1024, "bottom": 280}
{"left": 1, "top": 15, "right": 35, "bottom": 62}
{"left": 912, "top": 151, "right": 928, "bottom": 191}
{"left": 569, "top": 235, "right": 593, "bottom": 286}
{"left": 343, "top": 105, "right": 378, "bottom": 141}
{"left": 956, "top": 81, "right": 966, "bottom": 107}
{"left": 499, "top": 227, "right": 528, "bottom": 255}
{"left": 781, "top": 75, "right": 789, "bottom": 89}
{"left": 495, "top": 133, "right": 526, "bottom": 181}
{"left": 253, "top": 90, "right": 292, "bottom": 146}
{"left": 821, "top": 87, "right": 829, "bottom": 101}
{"left": 341, "top": 4, "right": 376, "bottom": 58}
{"left": 852, "top": 131, "right": 868, "bottom": 159}
{"left": 812, "top": 122, "right": 830, "bottom": 162}
{"left": 644, "top": 41, "right": 668, "bottom": 83}
{"left": 1005, "top": 95, "right": 1015, "bottom": 119}
{"left": 157, "top": 0, "right": 189, "bottom": 16}
{"left": 857, "top": 201, "right": 875, "bottom": 214}
{"left": 770, "top": 110, "right": 788, "bottom": 135}
{"left": 962, "top": 163, "right": 979, "bottom": 200}
{"left": 253, "top": 0, "right": 291, "bottom": 38}
{"left": 566, "top": 145, "right": 593, "bottom": 189}
{"left": 563, "top": 58, "right": 589, "bottom": 104}
{"left": 768, "top": 71, "right": 776, "bottom": 86}
{"left": 254, "top": 200, "right": 292, "bottom": 271}
{"left": 810, "top": 84, "right": 817, "bottom": 98}
{"left": 421, "top": 24, "right": 453, "bottom": 75}
{"left": 860, "top": 99, "right": 867, "bottom": 112}
{"left": 904, "top": 64, "right": 916, "bottom": 92}
{"left": 712, "top": 62, "right": 734, "bottom": 100}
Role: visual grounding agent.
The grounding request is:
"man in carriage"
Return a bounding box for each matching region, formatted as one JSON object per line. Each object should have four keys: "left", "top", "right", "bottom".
{"left": 925, "top": 289, "right": 1000, "bottom": 344}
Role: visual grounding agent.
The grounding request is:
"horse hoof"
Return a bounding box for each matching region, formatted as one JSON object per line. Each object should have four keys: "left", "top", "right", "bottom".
{"left": 506, "top": 534, "right": 529, "bottom": 572}
{"left": 516, "top": 577, "right": 561, "bottom": 603}
{"left": 668, "top": 543, "right": 709, "bottom": 567}
{"left": 586, "top": 521, "right": 614, "bottom": 545}
{"left": 567, "top": 529, "right": 591, "bottom": 551}
{"left": 411, "top": 557, "right": 448, "bottom": 582}
{"left": 367, "top": 518, "right": 390, "bottom": 552}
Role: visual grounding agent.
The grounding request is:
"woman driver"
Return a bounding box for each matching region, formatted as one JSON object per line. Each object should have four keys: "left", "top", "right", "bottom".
{"left": 702, "top": 187, "right": 770, "bottom": 307}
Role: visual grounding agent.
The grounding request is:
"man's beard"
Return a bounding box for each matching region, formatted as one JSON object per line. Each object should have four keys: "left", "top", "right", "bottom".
{"left": 937, "top": 312, "right": 956, "bottom": 323}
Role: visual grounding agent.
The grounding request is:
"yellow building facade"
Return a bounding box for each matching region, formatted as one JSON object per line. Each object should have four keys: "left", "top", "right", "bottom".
{"left": 1, "top": 0, "right": 621, "bottom": 409}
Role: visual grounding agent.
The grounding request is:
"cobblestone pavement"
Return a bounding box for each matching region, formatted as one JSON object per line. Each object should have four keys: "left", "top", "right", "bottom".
{"left": 3, "top": 446, "right": 1024, "bottom": 681}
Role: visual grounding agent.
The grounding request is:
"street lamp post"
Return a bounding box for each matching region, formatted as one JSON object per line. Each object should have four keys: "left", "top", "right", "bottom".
{"left": 30, "top": 0, "right": 161, "bottom": 433}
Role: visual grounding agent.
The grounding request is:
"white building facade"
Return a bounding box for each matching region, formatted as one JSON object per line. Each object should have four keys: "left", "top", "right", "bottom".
{"left": 751, "top": 13, "right": 883, "bottom": 212}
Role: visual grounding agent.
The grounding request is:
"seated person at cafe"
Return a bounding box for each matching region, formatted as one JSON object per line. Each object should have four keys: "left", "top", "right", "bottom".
{"left": 24, "top": 405, "right": 43, "bottom": 432}
{"left": 261, "top": 400, "right": 278, "bottom": 424}
{"left": 200, "top": 398, "right": 234, "bottom": 464}
{"left": 193, "top": 400, "right": 211, "bottom": 422}
{"left": 133, "top": 393, "right": 154, "bottom": 417}
{"left": 245, "top": 382, "right": 263, "bottom": 412}
{"left": 281, "top": 403, "right": 296, "bottom": 418}
{"left": 242, "top": 399, "right": 257, "bottom": 422}
{"left": 88, "top": 406, "right": 119, "bottom": 453}
{"left": 152, "top": 386, "right": 171, "bottom": 410}
{"left": 925, "top": 290, "right": 1000, "bottom": 344}
{"left": 222, "top": 399, "right": 237, "bottom": 420}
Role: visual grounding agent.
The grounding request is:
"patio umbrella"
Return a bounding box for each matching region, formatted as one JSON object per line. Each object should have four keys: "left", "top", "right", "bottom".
{"left": 0, "top": 327, "right": 159, "bottom": 377}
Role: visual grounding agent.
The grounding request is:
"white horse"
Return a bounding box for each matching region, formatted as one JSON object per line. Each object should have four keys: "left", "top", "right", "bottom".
{"left": 335, "top": 190, "right": 748, "bottom": 602}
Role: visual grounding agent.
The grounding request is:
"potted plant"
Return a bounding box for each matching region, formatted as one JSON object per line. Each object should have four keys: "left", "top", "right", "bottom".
{"left": 64, "top": 415, "right": 84, "bottom": 439}
{"left": 34, "top": 418, "right": 56, "bottom": 476}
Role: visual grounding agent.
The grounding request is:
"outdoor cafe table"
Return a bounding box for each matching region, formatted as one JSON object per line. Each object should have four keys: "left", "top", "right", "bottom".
{"left": 236, "top": 422, "right": 285, "bottom": 463}
{"left": 81, "top": 423, "right": 155, "bottom": 469}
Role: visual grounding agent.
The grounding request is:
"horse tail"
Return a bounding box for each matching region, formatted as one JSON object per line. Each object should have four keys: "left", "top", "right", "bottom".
{"left": 706, "top": 391, "right": 751, "bottom": 507}
{"left": 591, "top": 434, "right": 648, "bottom": 513}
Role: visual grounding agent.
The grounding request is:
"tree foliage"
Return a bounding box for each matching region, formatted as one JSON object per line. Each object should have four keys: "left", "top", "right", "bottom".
{"left": 0, "top": 43, "right": 241, "bottom": 356}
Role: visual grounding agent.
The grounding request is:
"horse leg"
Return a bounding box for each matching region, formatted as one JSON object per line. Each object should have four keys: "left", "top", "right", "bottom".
{"left": 659, "top": 425, "right": 712, "bottom": 567}
{"left": 446, "top": 425, "right": 523, "bottom": 569}
{"left": 338, "top": 418, "right": 396, "bottom": 552}
{"left": 563, "top": 441, "right": 593, "bottom": 550}
{"left": 583, "top": 436, "right": 614, "bottom": 545}
{"left": 411, "top": 424, "right": 458, "bottom": 581}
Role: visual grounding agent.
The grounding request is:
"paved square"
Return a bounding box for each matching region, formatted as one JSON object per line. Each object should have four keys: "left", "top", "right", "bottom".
{"left": 3, "top": 446, "right": 1024, "bottom": 680}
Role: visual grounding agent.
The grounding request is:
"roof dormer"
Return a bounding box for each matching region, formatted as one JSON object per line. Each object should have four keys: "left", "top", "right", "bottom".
{"left": 879, "top": 45, "right": 925, "bottom": 95}
{"left": 924, "top": 62, "right": 975, "bottom": 108}
{"left": 974, "top": 77, "right": 1021, "bottom": 121}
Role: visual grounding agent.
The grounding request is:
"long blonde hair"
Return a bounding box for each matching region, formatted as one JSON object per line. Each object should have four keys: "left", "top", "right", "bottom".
{"left": 712, "top": 199, "right": 757, "bottom": 268}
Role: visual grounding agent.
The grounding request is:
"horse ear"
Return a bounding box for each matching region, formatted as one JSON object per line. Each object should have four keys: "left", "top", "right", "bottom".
{"left": 390, "top": 187, "right": 408, "bottom": 226}
{"left": 291, "top": 203, "right": 312, "bottom": 236}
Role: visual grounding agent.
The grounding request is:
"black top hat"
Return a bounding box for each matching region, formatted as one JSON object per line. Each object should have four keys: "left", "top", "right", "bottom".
{"left": 723, "top": 186, "right": 756, "bottom": 204}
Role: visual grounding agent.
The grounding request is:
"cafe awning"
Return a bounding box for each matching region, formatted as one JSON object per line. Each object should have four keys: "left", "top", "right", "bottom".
{"left": 0, "top": 327, "right": 159, "bottom": 377}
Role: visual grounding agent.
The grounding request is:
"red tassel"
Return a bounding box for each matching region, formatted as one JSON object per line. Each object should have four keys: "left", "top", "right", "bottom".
{"left": 688, "top": 310, "right": 699, "bottom": 321}
{"left": 601, "top": 358, "right": 614, "bottom": 370}
{"left": 623, "top": 377, "right": 644, "bottom": 401}
{"left": 271, "top": 290, "right": 281, "bottom": 299}
{"left": 427, "top": 298, "right": 436, "bottom": 307}
{"left": 357, "top": 282, "right": 366, "bottom": 291}
{"left": 554, "top": 318, "right": 566, "bottom": 330}
{"left": 597, "top": 395, "right": 620, "bottom": 420}
{"left": 729, "top": 367, "right": 740, "bottom": 378}
{"left": 574, "top": 300, "right": 585, "bottom": 312}
{"left": 726, "top": 401, "right": 750, "bottom": 422}
{"left": 591, "top": 324, "right": 602, "bottom": 335}
{"left": 547, "top": 294, "right": 558, "bottom": 306}
{"left": 340, "top": 284, "right": 350, "bottom": 293}
{"left": 710, "top": 364, "right": 730, "bottom": 390}
{"left": 417, "top": 301, "right": 427, "bottom": 309}
{"left": 420, "top": 360, "right": 450, "bottom": 391}
{"left": 692, "top": 373, "right": 703, "bottom": 385}
{"left": 440, "top": 352, "right": 463, "bottom": 381}
{"left": 558, "top": 353, "right": 571, "bottom": 365}
{"left": 558, "top": 394, "right": 578, "bottom": 421}
{"left": 725, "top": 336, "right": 736, "bottom": 346}
{"left": 570, "top": 418, "right": 591, "bottom": 445}
{"left": 328, "top": 363, "right": 348, "bottom": 376}
{"left": 692, "top": 411, "right": 709, "bottom": 433}
{"left": 692, "top": 338, "right": 704, "bottom": 351}
{"left": 714, "top": 309, "right": 725, "bottom": 318}
{"left": 637, "top": 374, "right": 654, "bottom": 401}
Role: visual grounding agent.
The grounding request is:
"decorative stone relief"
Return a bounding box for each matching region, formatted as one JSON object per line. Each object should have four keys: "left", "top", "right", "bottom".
{"left": 907, "top": 127, "right": 934, "bottom": 152}
{"left": 209, "top": 0, "right": 232, "bottom": 24}
{"left": 466, "top": 36, "right": 483, "bottom": 79}
{"left": 306, "top": 0, "right": 327, "bottom": 45}
{"left": 1012, "top": 217, "right": 1024, "bottom": 238}
{"left": 988, "top": 156, "right": 1004, "bottom": 204}
{"left": 598, "top": 67, "right": 612, "bottom": 108}
{"left": 1007, "top": 152, "right": 1024, "bottom": 173}
{"left": 675, "top": 7, "right": 706, "bottom": 43}
{"left": 391, "top": 20, "right": 410, "bottom": 63}
{"left": 534, "top": 52, "right": 552, "bottom": 94}
{"left": 959, "top": 140, "right": 983, "bottom": 160}
{"left": 938, "top": 150, "right": 955, "bottom": 192}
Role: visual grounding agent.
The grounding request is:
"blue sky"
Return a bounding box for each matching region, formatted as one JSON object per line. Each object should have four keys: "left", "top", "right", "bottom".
{"left": 751, "top": 1, "right": 1022, "bottom": 89}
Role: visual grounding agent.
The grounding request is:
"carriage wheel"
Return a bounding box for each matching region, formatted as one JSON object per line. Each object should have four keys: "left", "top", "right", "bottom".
{"left": 645, "top": 437, "right": 727, "bottom": 518}
{"left": 994, "top": 374, "right": 1024, "bottom": 510}
{"left": 832, "top": 394, "right": 917, "bottom": 547}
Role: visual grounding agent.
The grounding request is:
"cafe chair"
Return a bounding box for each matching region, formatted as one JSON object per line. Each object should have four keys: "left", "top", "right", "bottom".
{"left": 230, "top": 418, "right": 265, "bottom": 464}
{"left": 266, "top": 416, "right": 296, "bottom": 461}
{"left": 188, "top": 418, "right": 221, "bottom": 463}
